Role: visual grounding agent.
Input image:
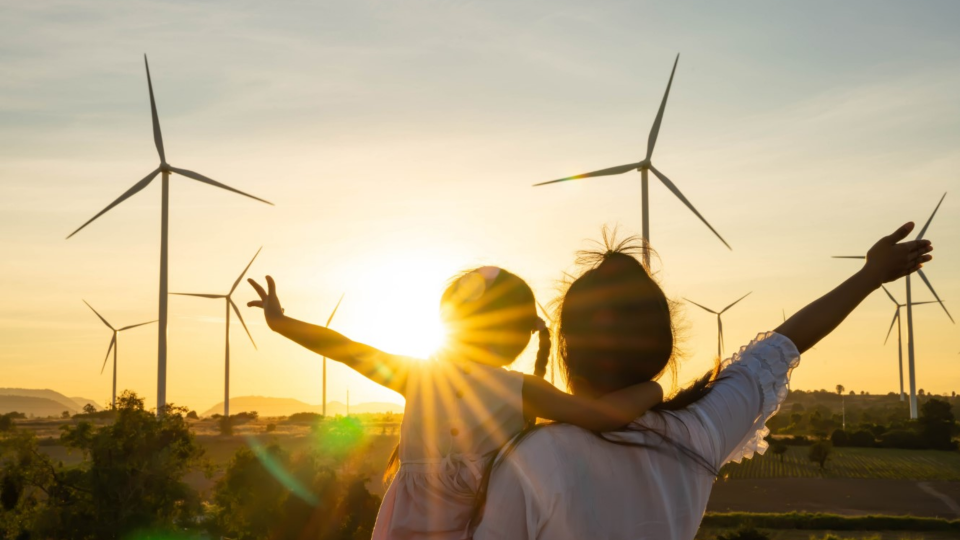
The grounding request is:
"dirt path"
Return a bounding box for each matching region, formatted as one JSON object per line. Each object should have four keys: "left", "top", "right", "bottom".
{"left": 708, "top": 478, "right": 960, "bottom": 518}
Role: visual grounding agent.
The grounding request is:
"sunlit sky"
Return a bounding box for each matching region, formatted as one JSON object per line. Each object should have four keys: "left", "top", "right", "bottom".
{"left": 1, "top": 1, "right": 958, "bottom": 412}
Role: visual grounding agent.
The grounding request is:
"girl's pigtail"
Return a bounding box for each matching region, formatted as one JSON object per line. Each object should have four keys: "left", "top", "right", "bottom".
{"left": 383, "top": 444, "right": 400, "bottom": 486}
{"left": 533, "top": 317, "right": 551, "bottom": 379}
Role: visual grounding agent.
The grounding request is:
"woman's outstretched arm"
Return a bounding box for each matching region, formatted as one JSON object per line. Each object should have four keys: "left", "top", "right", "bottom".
{"left": 774, "top": 222, "right": 933, "bottom": 354}
{"left": 248, "top": 276, "right": 412, "bottom": 394}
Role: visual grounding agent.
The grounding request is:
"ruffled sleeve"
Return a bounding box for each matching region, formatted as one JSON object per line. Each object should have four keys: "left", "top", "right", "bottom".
{"left": 691, "top": 332, "right": 801, "bottom": 467}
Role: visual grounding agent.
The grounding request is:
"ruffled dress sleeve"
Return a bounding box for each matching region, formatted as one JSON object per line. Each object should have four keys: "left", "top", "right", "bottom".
{"left": 690, "top": 332, "right": 801, "bottom": 467}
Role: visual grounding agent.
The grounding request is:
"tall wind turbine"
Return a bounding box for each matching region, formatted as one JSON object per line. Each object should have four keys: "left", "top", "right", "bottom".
{"left": 322, "top": 294, "right": 344, "bottom": 417}
{"left": 833, "top": 193, "right": 952, "bottom": 418}
{"left": 67, "top": 56, "right": 273, "bottom": 413}
{"left": 83, "top": 300, "right": 156, "bottom": 409}
{"left": 880, "top": 285, "right": 936, "bottom": 401}
{"left": 171, "top": 248, "right": 261, "bottom": 418}
{"left": 533, "top": 54, "right": 730, "bottom": 268}
{"left": 684, "top": 292, "right": 751, "bottom": 360}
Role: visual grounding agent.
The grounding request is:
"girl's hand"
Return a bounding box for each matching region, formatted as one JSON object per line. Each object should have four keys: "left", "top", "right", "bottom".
{"left": 861, "top": 222, "right": 933, "bottom": 288}
{"left": 247, "top": 275, "right": 285, "bottom": 329}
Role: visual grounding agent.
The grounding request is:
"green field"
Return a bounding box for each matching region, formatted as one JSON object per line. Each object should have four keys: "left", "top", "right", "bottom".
{"left": 720, "top": 447, "right": 960, "bottom": 481}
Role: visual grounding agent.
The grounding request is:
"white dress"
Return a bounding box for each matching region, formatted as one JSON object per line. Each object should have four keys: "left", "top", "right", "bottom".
{"left": 472, "top": 332, "right": 801, "bottom": 540}
{"left": 372, "top": 356, "right": 526, "bottom": 540}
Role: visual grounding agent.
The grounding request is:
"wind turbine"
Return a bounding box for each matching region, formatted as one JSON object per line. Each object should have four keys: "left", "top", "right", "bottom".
{"left": 321, "top": 294, "right": 345, "bottom": 417}
{"left": 833, "top": 193, "right": 952, "bottom": 418}
{"left": 533, "top": 54, "right": 730, "bottom": 269}
{"left": 82, "top": 300, "right": 156, "bottom": 409}
{"left": 880, "top": 285, "right": 936, "bottom": 401}
{"left": 171, "top": 248, "right": 261, "bottom": 418}
{"left": 66, "top": 56, "right": 273, "bottom": 414}
{"left": 684, "top": 293, "right": 751, "bottom": 360}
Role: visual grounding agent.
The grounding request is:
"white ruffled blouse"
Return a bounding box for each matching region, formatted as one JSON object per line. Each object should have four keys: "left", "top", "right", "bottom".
{"left": 472, "top": 332, "right": 801, "bottom": 540}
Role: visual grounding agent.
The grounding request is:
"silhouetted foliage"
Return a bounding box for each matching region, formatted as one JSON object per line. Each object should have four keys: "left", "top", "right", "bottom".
{"left": 186, "top": 410, "right": 199, "bottom": 420}
{"left": 287, "top": 412, "right": 324, "bottom": 424}
{"left": 208, "top": 442, "right": 380, "bottom": 540}
{"left": 715, "top": 525, "right": 771, "bottom": 540}
{"left": 808, "top": 440, "right": 832, "bottom": 471}
{"left": 770, "top": 440, "right": 787, "bottom": 462}
{"left": 0, "top": 390, "right": 207, "bottom": 539}
{"left": 918, "top": 398, "right": 958, "bottom": 450}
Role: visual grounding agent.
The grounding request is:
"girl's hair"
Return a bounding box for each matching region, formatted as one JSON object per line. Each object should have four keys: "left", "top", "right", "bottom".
{"left": 468, "top": 229, "right": 721, "bottom": 529}
{"left": 383, "top": 266, "right": 552, "bottom": 485}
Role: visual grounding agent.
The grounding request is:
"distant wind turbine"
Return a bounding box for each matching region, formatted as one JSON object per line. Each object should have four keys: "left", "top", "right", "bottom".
{"left": 67, "top": 56, "right": 273, "bottom": 414}
{"left": 171, "top": 248, "right": 262, "bottom": 418}
{"left": 833, "top": 193, "right": 952, "bottom": 418}
{"left": 880, "top": 285, "right": 936, "bottom": 401}
{"left": 534, "top": 54, "right": 730, "bottom": 268}
{"left": 685, "top": 293, "right": 751, "bottom": 360}
{"left": 322, "top": 294, "right": 345, "bottom": 417}
{"left": 82, "top": 300, "right": 156, "bottom": 409}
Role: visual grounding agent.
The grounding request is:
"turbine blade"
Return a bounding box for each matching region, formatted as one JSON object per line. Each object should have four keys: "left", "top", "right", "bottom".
{"left": 100, "top": 335, "right": 116, "bottom": 375}
{"left": 326, "top": 293, "right": 345, "bottom": 327}
{"left": 118, "top": 320, "right": 157, "bottom": 331}
{"left": 832, "top": 256, "right": 865, "bottom": 259}
{"left": 884, "top": 309, "right": 898, "bottom": 346}
{"left": 718, "top": 316, "right": 724, "bottom": 357}
{"left": 231, "top": 247, "right": 263, "bottom": 294}
{"left": 916, "top": 269, "right": 954, "bottom": 323}
{"left": 647, "top": 54, "right": 679, "bottom": 161}
{"left": 536, "top": 300, "right": 552, "bottom": 326}
{"left": 230, "top": 299, "right": 256, "bottom": 350}
{"left": 720, "top": 292, "right": 752, "bottom": 314}
{"left": 168, "top": 166, "right": 274, "bottom": 205}
{"left": 911, "top": 301, "right": 939, "bottom": 306}
{"left": 144, "top": 55, "right": 165, "bottom": 163}
{"left": 881, "top": 285, "right": 898, "bottom": 305}
{"left": 683, "top": 298, "right": 718, "bottom": 314}
{"left": 66, "top": 168, "right": 161, "bottom": 238}
{"left": 170, "top": 293, "right": 225, "bottom": 299}
{"left": 649, "top": 165, "right": 731, "bottom": 250}
{"left": 82, "top": 300, "right": 114, "bottom": 331}
{"left": 533, "top": 163, "right": 641, "bottom": 187}
{"left": 915, "top": 193, "right": 946, "bottom": 240}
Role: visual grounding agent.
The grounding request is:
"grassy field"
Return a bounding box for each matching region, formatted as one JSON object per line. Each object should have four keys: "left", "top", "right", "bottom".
{"left": 720, "top": 446, "right": 960, "bottom": 481}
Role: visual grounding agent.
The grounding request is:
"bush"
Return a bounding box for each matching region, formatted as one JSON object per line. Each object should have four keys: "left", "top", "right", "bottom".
{"left": 808, "top": 440, "right": 832, "bottom": 470}
{"left": 186, "top": 410, "right": 199, "bottom": 420}
{"left": 878, "top": 428, "right": 924, "bottom": 449}
{"left": 848, "top": 429, "right": 876, "bottom": 447}
{"left": 715, "top": 526, "right": 770, "bottom": 540}
{"left": 265, "top": 423, "right": 277, "bottom": 433}
{"left": 830, "top": 429, "right": 848, "bottom": 447}
{"left": 287, "top": 412, "right": 324, "bottom": 424}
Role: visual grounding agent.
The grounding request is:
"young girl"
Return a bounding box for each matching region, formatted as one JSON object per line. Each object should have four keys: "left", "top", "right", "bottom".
{"left": 247, "top": 266, "right": 664, "bottom": 539}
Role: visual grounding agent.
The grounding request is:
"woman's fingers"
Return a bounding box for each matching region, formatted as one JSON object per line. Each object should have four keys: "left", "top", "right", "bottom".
{"left": 248, "top": 278, "right": 268, "bottom": 300}
{"left": 247, "top": 300, "right": 264, "bottom": 309}
{"left": 886, "top": 222, "right": 915, "bottom": 244}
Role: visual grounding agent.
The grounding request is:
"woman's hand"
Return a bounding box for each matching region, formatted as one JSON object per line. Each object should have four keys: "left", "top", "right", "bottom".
{"left": 247, "top": 275, "right": 285, "bottom": 330}
{"left": 860, "top": 222, "right": 934, "bottom": 289}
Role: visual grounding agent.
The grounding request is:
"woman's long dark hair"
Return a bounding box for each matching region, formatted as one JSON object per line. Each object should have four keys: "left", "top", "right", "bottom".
{"left": 469, "top": 229, "right": 722, "bottom": 530}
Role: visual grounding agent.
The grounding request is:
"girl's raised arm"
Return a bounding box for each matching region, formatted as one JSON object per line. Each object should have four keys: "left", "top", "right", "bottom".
{"left": 248, "top": 276, "right": 412, "bottom": 395}
{"left": 522, "top": 376, "right": 663, "bottom": 431}
{"left": 775, "top": 222, "right": 933, "bottom": 355}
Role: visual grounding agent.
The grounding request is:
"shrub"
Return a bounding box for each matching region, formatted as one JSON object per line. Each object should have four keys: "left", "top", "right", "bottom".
{"left": 715, "top": 526, "right": 770, "bottom": 540}
{"left": 186, "top": 410, "right": 199, "bottom": 420}
{"left": 265, "top": 423, "right": 277, "bottom": 433}
{"left": 808, "top": 440, "right": 832, "bottom": 470}
{"left": 878, "top": 428, "right": 923, "bottom": 449}
{"left": 830, "top": 429, "right": 848, "bottom": 447}
{"left": 848, "top": 429, "right": 875, "bottom": 447}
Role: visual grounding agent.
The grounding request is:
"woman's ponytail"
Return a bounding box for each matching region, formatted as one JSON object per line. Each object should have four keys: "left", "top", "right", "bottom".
{"left": 532, "top": 317, "right": 550, "bottom": 379}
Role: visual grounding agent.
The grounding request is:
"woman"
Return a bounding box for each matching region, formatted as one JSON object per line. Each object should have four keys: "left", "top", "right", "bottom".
{"left": 472, "top": 223, "right": 933, "bottom": 540}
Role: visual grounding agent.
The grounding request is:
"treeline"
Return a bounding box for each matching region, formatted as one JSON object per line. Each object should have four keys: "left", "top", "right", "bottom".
{"left": 768, "top": 398, "right": 958, "bottom": 452}
{"left": 0, "top": 391, "right": 380, "bottom": 540}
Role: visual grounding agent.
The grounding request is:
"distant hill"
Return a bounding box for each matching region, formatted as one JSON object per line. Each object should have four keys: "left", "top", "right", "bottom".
{"left": 0, "top": 395, "right": 77, "bottom": 417}
{"left": 200, "top": 396, "right": 404, "bottom": 418}
{"left": 70, "top": 397, "right": 101, "bottom": 411}
{"left": 0, "top": 388, "right": 87, "bottom": 414}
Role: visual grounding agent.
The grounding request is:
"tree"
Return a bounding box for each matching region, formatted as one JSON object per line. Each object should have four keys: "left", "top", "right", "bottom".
{"left": 82, "top": 403, "right": 97, "bottom": 415}
{"left": 770, "top": 440, "right": 788, "bottom": 462}
{"left": 808, "top": 440, "right": 832, "bottom": 471}
{"left": 186, "top": 410, "right": 199, "bottom": 420}
{"left": 919, "top": 398, "right": 957, "bottom": 450}
{"left": 60, "top": 410, "right": 70, "bottom": 419}
{"left": 830, "top": 429, "right": 848, "bottom": 447}
{"left": 0, "top": 391, "right": 207, "bottom": 539}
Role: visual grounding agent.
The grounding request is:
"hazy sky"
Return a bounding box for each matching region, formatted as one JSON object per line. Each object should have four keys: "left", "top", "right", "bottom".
{"left": 1, "top": 1, "right": 958, "bottom": 412}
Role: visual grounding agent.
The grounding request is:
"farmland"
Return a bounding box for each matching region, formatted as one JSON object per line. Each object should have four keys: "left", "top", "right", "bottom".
{"left": 720, "top": 446, "right": 960, "bottom": 481}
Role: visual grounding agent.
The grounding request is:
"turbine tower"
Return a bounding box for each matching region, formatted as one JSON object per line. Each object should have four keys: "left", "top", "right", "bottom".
{"left": 83, "top": 300, "right": 156, "bottom": 409}
{"left": 534, "top": 54, "right": 730, "bottom": 268}
{"left": 833, "top": 193, "right": 952, "bottom": 418}
{"left": 880, "top": 286, "right": 936, "bottom": 401}
{"left": 67, "top": 56, "right": 273, "bottom": 414}
{"left": 171, "top": 248, "right": 261, "bottom": 418}
{"left": 684, "top": 292, "right": 751, "bottom": 360}
{"left": 322, "top": 294, "right": 345, "bottom": 417}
